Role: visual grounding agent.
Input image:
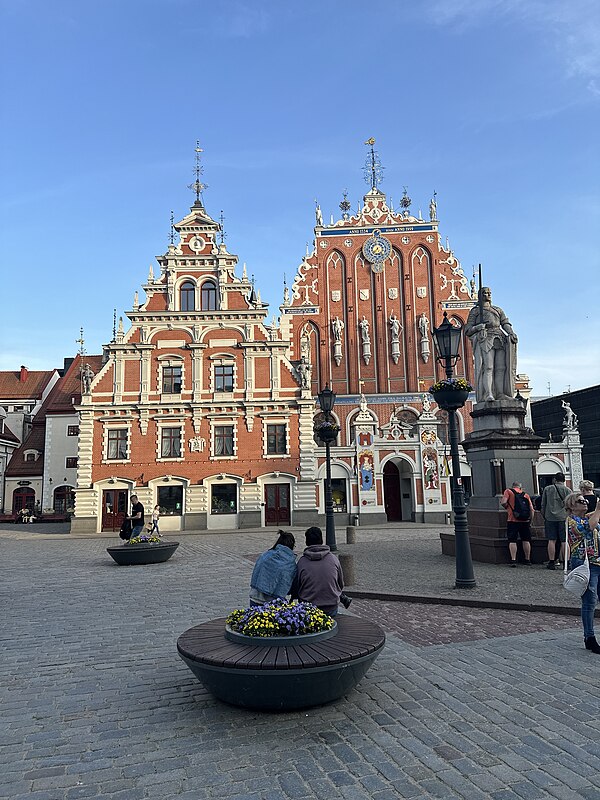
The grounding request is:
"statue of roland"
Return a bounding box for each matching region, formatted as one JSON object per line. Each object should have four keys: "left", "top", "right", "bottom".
{"left": 464, "top": 286, "right": 518, "bottom": 403}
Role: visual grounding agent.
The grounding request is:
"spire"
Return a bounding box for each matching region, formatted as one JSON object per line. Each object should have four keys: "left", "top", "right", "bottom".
{"left": 219, "top": 210, "right": 226, "bottom": 245}
{"left": 169, "top": 210, "right": 175, "bottom": 246}
{"left": 339, "top": 189, "right": 351, "bottom": 219}
{"left": 187, "top": 140, "right": 208, "bottom": 206}
{"left": 112, "top": 309, "right": 117, "bottom": 342}
{"left": 148, "top": 264, "right": 154, "bottom": 283}
{"left": 363, "top": 137, "right": 384, "bottom": 190}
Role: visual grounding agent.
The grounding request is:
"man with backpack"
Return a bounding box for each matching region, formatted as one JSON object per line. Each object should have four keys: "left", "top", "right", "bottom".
{"left": 501, "top": 481, "right": 535, "bottom": 567}
{"left": 541, "top": 472, "right": 570, "bottom": 569}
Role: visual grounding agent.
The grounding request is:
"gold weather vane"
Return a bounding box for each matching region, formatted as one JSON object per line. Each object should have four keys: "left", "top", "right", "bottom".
{"left": 188, "top": 140, "right": 208, "bottom": 204}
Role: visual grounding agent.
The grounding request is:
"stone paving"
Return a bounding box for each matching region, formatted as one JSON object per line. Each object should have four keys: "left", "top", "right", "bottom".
{"left": 2, "top": 531, "right": 600, "bottom": 799}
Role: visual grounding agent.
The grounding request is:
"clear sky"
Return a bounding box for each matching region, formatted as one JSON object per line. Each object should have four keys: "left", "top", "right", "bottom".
{"left": 2, "top": 0, "right": 599, "bottom": 394}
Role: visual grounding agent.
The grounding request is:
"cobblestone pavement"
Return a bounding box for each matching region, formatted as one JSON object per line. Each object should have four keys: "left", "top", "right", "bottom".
{"left": 3, "top": 534, "right": 600, "bottom": 800}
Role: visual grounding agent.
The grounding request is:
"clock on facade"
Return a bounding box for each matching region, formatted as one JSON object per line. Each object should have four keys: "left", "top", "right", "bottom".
{"left": 362, "top": 230, "right": 391, "bottom": 272}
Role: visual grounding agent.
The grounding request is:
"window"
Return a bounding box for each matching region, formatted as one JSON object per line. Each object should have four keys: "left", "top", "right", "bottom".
{"left": 214, "top": 425, "right": 234, "bottom": 456}
{"left": 160, "top": 427, "right": 181, "bottom": 458}
{"left": 24, "top": 452, "right": 36, "bottom": 462}
{"left": 65, "top": 457, "right": 78, "bottom": 469}
{"left": 201, "top": 281, "right": 217, "bottom": 310}
{"left": 214, "top": 364, "right": 234, "bottom": 392}
{"left": 67, "top": 425, "right": 79, "bottom": 436}
{"left": 267, "top": 424, "right": 287, "bottom": 455}
{"left": 162, "top": 365, "right": 182, "bottom": 394}
{"left": 211, "top": 484, "right": 237, "bottom": 514}
{"left": 107, "top": 429, "right": 128, "bottom": 460}
{"left": 180, "top": 281, "right": 195, "bottom": 311}
{"left": 157, "top": 485, "right": 183, "bottom": 516}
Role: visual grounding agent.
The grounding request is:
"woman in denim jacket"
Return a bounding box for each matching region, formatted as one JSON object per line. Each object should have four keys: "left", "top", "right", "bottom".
{"left": 566, "top": 492, "right": 600, "bottom": 653}
{"left": 249, "top": 531, "right": 297, "bottom": 607}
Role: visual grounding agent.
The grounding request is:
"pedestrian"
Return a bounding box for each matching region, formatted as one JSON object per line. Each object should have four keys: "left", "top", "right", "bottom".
{"left": 579, "top": 480, "right": 598, "bottom": 513}
{"left": 291, "top": 526, "right": 345, "bottom": 616}
{"left": 249, "top": 530, "right": 297, "bottom": 607}
{"left": 501, "top": 481, "right": 535, "bottom": 567}
{"left": 150, "top": 505, "right": 160, "bottom": 534}
{"left": 541, "top": 472, "right": 570, "bottom": 569}
{"left": 564, "top": 492, "right": 600, "bottom": 653}
{"left": 127, "top": 494, "right": 145, "bottom": 539}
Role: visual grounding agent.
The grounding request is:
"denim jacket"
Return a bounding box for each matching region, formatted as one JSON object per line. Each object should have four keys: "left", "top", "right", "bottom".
{"left": 250, "top": 545, "right": 297, "bottom": 600}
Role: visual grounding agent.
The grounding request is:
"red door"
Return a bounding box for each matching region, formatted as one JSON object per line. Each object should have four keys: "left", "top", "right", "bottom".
{"left": 102, "top": 490, "right": 128, "bottom": 532}
{"left": 12, "top": 487, "right": 35, "bottom": 513}
{"left": 383, "top": 462, "right": 402, "bottom": 521}
{"left": 264, "top": 484, "right": 291, "bottom": 526}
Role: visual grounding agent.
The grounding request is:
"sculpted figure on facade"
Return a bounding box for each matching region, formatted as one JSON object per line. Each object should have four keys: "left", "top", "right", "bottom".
{"left": 296, "top": 356, "right": 312, "bottom": 390}
{"left": 81, "top": 363, "right": 95, "bottom": 395}
{"left": 561, "top": 400, "right": 578, "bottom": 431}
{"left": 389, "top": 313, "right": 401, "bottom": 341}
{"left": 465, "top": 286, "right": 518, "bottom": 403}
{"left": 331, "top": 316, "right": 344, "bottom": 342}
{"left": 359, "top": 316, "right": 370, "bottom": 344}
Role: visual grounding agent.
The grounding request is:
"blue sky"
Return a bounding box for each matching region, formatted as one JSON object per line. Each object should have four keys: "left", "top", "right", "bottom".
{"left": 2, "top": 0, "right": 599, "bottom": 394}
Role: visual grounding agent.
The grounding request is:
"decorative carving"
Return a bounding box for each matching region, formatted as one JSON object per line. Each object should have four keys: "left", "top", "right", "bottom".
{"left": 418, "top": 314, "right": 431, "bottom": 364}
{"left": 359, "top": 317, "right": 371, "bottom": 366}
{"left": 388, "top": 287, "right": 398, "bottom": 300}
{"left": 331, "top": 290, "right": 341, "bottom": 302}
{"left": 189, "top": 436, "right": 206, "bottom": 452}
{"left": 389, "top": 313, "right": 402, "bottom": 365}
{"left": 331, "top": 316, "right": 344, "bottom": 367}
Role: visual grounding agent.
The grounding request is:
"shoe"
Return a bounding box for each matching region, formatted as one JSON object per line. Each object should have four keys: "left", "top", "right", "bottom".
{"left": 585, "top": 636, "right": 600, "bottom": 654}
{"left": 546, "top": 562, "right": 556, "bottom": 570}
{"left": 340, "top": 594, "right": 352, "bottom": 609}
{"left": 524, "top": 560, "right": 532, "bottom": 566}
{"left": 509, "top": 561, "right": 517, "bottom": 568}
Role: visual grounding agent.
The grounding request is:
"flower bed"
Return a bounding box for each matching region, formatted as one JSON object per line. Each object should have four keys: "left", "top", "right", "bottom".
{"left": 226, "top": 599, "right": 334, "bottom": 638}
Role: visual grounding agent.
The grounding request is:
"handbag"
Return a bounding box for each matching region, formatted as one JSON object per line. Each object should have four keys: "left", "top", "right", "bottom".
{"left": 119, "top": 518, "right": 132, "bottom": 541}
{"left": 563, "top": 530, "right": 590, "bottom": 596}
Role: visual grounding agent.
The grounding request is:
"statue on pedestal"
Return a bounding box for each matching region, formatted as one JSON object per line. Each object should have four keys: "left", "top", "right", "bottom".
{"left": 465, "top": 287, "right": 518, "bottom": 403}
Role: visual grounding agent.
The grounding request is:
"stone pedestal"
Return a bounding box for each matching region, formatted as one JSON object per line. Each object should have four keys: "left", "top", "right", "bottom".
{"left": 445, "top": 398, "right": 544, "bottom": 564}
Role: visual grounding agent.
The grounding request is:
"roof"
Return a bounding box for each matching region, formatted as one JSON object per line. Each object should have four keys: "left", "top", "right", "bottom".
{"left": 0, "top": 369, "right": 57, "bottom": 400}
{"left": 0, "top": 422, "right": 20, "bottom": 445}
{"left": 5, "top": 422, "right": 45, "bottom": 477}
{"left": 45, "top": 354, "right": 104, "bottom": 414}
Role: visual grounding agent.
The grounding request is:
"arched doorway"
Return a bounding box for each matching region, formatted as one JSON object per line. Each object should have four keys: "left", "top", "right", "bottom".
{"left": 12, "top": 487, "right": 35, "bottom": 513}
{"left": 53, "top": 485, "right": 75, "bottom": 514}
{"left": 383, "top": 460, "right": 413, "bottom": 522}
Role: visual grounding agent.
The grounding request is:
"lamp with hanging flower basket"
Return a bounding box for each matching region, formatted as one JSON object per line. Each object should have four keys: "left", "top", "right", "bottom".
{"left": 429, "top": 377, "right": 474, "bottom": 410}
{"left": 315, "top": 419, "right": 340, "bottom": 443}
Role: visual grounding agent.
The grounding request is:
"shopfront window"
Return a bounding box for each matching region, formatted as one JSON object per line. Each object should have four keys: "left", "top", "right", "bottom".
{"left": 211, "top": 484, "right": 237, "bottom": 514}
{"left": 157, "top": 485, "right": 183, "bottom": 516}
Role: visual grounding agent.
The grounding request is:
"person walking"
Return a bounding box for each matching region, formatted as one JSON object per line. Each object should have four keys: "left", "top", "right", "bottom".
{"left": 541, "top": 472, "right": 570, "bottom": 569}
{"left": 291, "top": 527, "right": 345, "bottom": 616}
{"left": 564, "top": 492, "right": 600, "bottom": 653}
{"left": 501, "top": 481, "right": 535, "bottom": 567}
{"left": 150, "top": 505, "right": 160, "bottom": 534}
{"left": 249, "top": 530, "right": 297, "bottom": 607}
{"left": 127, "top": 495, "right": 145, "bottom": 538}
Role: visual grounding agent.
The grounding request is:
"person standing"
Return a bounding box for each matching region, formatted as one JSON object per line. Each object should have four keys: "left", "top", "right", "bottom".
{"left": 501, "top": 481, "right": 535, "bottom": 567}
{"left": 150, "top": 505, "right": 160, "bottom": 534}
{"left": 291, "top": 527, "right": 345, "bottom": 616}
{"left": 249, "top": 531, "right": 297, "bottom": 607}
{"left": 564, "top": 492, "right": 600, "bottom": 653}
{"left": 128, "top": 495, "right": 145, "bottom": 538}
{"left": 579, "top": 480, "right": 598, "bottom": 513}
{"left": 541, "top": 472, "right": 570, "bottom": 569}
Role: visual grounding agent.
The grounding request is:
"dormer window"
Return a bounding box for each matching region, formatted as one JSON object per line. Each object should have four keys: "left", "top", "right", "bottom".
{"left": 201, "top": 280, "right": 217, "bottom": 311}
{"left": 24, "top": 451, "right": 37, "bottom": 462}
{"left": 180, "top": 281, "right": 195, "bottom": 311}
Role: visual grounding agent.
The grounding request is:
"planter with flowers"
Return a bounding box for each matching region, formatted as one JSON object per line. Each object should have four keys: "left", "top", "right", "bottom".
{"left": 429, "top": 377, "right": 473, "bottom": 410}
{"left": 177, "top": 599, "right": 385, "bottom": 711}
{"left": 107, "top": 532, "right": 179, "bottom": 566}
{"left": 315, "top": 420, "right": 340, "bottom": 443}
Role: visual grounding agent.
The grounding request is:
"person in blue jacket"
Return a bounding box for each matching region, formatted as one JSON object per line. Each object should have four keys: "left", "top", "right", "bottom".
{"left": 249, "top": 530, "right": 297, "bottom": 607}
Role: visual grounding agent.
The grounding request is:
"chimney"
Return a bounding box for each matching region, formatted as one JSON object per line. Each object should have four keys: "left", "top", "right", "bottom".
{"left": 19, "top": 366, "right": 28, "bottom": 382}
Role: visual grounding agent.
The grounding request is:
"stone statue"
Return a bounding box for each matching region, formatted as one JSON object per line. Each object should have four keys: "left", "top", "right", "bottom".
{"left": 315, "top": 202, "right": 323, "bottom": 226}
{"left": 81, "top": 363, "right": 94, "bottom": 394}
{"left": 283, "top": 284, "right": 290, "bottom": 306}
{"left": 465, "top": 286, "right": 518, "bottom": 403}
{"left": 359, "top": 316, "right": 370, "bottom": 344}
{"left": 422, "top": 393, "right": 432, "bottom": 412}
{"left": 429, "top": 194, "right": 437, "bottom": 221}
{"left": 389, "top": 313, "right": 401, "bottom": 341}
{"left": 418, "top": 313, "right": 429, "bottom": 339}
{"left": 331, "top": 316, "right": 344, "bottom": 342}
{"left": 561, "top": 400, "right": 578, "bottom": 430}
{"left": 297, "top": 357, "right": 311, "bottom": 389}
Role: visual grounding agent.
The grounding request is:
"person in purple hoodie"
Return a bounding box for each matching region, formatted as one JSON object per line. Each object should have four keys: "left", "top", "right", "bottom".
{"left": 291, "top": 526, "right": 346, "bottom": 616}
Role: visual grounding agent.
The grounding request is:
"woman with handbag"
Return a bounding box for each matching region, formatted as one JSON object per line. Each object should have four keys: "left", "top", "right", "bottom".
{"left": 565, "top": 492, "right": 600, "bottom": 653}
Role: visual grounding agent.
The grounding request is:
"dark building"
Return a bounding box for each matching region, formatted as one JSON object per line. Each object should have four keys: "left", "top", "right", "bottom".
{"left": 531, "top": 386, "right": 600, "bottom": 487}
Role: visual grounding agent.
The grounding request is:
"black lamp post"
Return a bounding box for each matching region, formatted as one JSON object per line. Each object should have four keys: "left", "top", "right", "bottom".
{"left": 432, "top": 313, "right": 476, "bottom": 589}
{"left": 317, "top": 384, "right": 337, "bottom": 552}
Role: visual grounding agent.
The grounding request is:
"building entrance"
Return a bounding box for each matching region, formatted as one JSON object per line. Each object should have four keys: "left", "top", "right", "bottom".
{"left": 264, "top": 484, "right": 291, "bottom": 526}
{"left": 383, "top": 459, "right": 413, "bottom": 522}
{"left": 102, "top": 489, "right": 128, "bottom": 532}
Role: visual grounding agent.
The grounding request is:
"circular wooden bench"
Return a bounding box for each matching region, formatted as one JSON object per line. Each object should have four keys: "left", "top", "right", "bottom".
{"left": 177, "top": 614, "right": 385, "bottom": 711}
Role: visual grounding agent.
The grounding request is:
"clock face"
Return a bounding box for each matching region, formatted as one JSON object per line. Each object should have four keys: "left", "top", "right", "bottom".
{"left": 362, "top": 230, "right": 391, "bottom": 269}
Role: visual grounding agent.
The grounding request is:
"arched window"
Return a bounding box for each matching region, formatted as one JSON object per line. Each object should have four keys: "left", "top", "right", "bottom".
{"left": 54, "top": 485, "right": 75, "bottom": 514}
{"left": 201, "top": 280, "right": 217, "bottom": 311}
{"left": 180, "top": 281, "right": 195, "bottom": 311}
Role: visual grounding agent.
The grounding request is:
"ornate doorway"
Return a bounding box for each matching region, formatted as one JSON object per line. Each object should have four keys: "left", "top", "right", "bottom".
{"left": 383, "top": 462, "right": 402, "bottom": 521}
{"left": 264, "top": 484, "right": 291, "bottom": 526}
{"left": 102, "top": 489, "right": 128, "bottom": 532}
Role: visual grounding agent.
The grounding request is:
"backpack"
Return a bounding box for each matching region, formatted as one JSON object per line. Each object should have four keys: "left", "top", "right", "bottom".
{"left": 511, "top": 489, "right": 531, "bottom": 521}
{"left": 532, "top": 494, "right": 542, "bottom": 512}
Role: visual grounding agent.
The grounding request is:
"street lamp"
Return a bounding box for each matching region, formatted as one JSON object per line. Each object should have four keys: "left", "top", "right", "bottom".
{"left": 317, "top": 384, "right": 337, "bottom": 552}
{"left": 432, "top": 312, "right": 476, "bottom": 589}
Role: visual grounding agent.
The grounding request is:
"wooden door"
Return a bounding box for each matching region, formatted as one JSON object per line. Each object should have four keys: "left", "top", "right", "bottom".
{"left": 102, "top": 489, "right": 128, "bottom": 532}
{"left": 264, "top": 484, "right": 291, "bottom": 526}
{"left": 383, "top": 462, "right": 402, "bottom": 521}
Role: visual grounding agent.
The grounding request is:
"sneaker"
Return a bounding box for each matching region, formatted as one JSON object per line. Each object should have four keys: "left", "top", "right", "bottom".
{"left": 340, "top": 594, "right": 352, "bottom": 609}
{"left": 546, "top": 561, "right": 556, "bottom": 570}
{"left": 524, "top": 560, "right": 532, "bottom": 566}
{"left": 509, "top": 561, "right": 517, "bottom": 568}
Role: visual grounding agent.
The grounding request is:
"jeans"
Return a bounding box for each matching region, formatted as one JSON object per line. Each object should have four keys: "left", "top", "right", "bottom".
{"left": 131, "top": 525, "right": 144, "bottom": 538}
{"left": 576, "top": 562, "right": 600, "bottom": 639}
{"left": 151, "top": 521, "right": 159, "bottom": 534}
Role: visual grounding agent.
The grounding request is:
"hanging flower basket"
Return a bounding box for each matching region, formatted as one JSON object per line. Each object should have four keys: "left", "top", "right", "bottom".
{"left": 429, "top": 378, "right": 472, "bottom": 410}
{"left": 316, "top": 421, "right": 340, "bottom": 443}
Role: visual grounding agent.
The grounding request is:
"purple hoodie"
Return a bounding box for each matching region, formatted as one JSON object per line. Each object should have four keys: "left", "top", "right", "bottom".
{"left": 294, "top": 544, "right": 344, "bottom": 609}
